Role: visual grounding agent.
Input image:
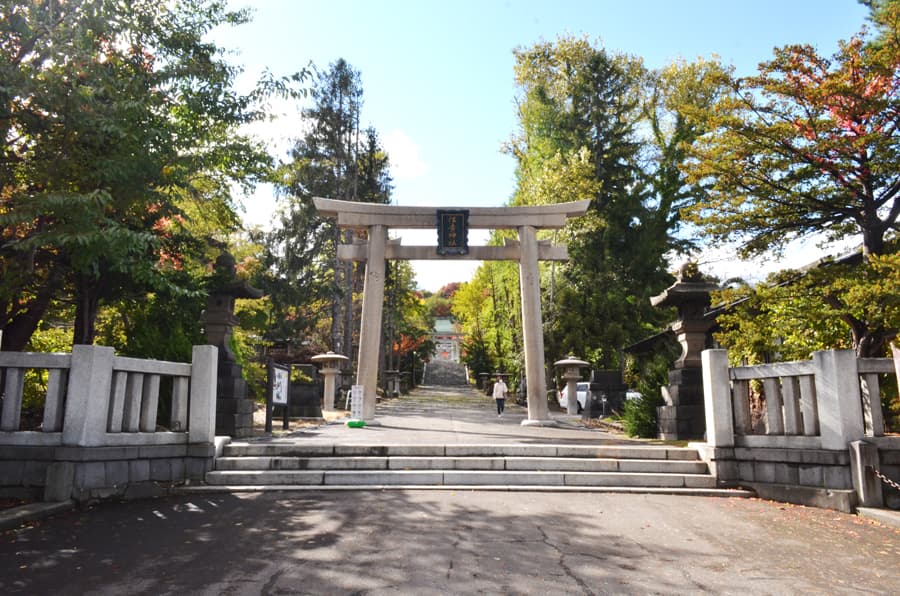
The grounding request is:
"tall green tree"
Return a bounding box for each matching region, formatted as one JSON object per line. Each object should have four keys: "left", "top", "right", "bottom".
{"left": 452, "top": 278, "right": 495, "bottom": 380}
{"left": 506, "top": 37, "right": 675, "bottom": 369}
{"left": 640, "top": 58, "right": 732, "bottom": 254}
{"left": 262, "top": 59, "right": 392, "bottom": 357}
{"left": 451, "top": 265, "right": 518, "bottom": 379}
{"left": 0, "top": 0, "right": 299, "bottom": 349}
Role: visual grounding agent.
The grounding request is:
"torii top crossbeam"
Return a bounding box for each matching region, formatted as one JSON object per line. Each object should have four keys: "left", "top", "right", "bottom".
{"left": 313, "top": 197, "right": 591, "bottom": 229}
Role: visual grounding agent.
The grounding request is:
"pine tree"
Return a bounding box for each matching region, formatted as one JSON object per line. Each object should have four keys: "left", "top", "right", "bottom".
{"left": 262, "top": 60, "right": 392, "bottom": 358}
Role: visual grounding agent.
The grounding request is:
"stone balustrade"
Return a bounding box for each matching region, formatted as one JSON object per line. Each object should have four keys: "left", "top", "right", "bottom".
{"left": 699, "top": 348, "right": 899, "bottom": 512}
{"left": 0, "top": 345, "right": 218, "bottom": 502}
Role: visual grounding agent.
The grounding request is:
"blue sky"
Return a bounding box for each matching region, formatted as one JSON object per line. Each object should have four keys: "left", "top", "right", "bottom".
{"left": 213, "top": 0, "right": 871, "bottom": 290}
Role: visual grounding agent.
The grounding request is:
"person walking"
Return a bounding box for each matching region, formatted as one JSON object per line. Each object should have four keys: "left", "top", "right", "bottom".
{"left": 492, "top": 377, "right": 508, "bottom": 417}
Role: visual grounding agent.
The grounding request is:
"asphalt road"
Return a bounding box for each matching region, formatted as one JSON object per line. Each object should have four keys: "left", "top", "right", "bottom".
{"left": 2, "top": 490, "right": 898, "bottom": 595}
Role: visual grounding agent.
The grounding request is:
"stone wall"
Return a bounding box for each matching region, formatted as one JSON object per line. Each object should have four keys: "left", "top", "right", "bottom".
{"left": 699, "top": 348, "right": 900, "bottom": 512}
{"left": 696, "top": 442, "right": 900, "bottom": 513}
{"left": 0, "top": 443, "right": 216, "bottom": 502}
{"left": 0, "top": 345, "right": 219, "bottom": 503}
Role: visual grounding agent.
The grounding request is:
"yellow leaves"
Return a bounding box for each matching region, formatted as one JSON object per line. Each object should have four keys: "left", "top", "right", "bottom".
{"left": 516, "top": 147, "right": 600, "bottom": 207}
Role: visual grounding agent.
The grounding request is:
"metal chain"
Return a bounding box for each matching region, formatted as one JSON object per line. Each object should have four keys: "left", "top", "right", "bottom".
{"left": 868, "top": 465, "right": 900, "bottom": 491}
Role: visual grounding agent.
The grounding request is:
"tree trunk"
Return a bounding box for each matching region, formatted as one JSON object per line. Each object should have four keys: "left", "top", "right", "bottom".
{"left": 0, "top": 294, "right": 52, "bottom": 351}
{"left": 861, "top": 223, "right": 885, "bottom": 257}
{"left": 0, "top": 266, "right": 62, "bottom": 351}
{"left": 331, "top": 225, "right": 343, "bottom": 354}
{"left": 855, "top": 328, "right": 894, "bottom": 359}
{"left": 342, "top": 230, "right": 354, "bottom": 361}
{"left": 72, "top": 275, "right": 100, "bottom": 345}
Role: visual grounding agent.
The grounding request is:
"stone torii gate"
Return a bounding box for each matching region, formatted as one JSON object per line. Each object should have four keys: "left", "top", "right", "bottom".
{"left": 313, "top": 197, "right": 590, "bottom": 426}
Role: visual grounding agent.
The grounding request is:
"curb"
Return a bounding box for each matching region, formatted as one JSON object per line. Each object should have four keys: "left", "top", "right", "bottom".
{"left": 856, "top": 507, "right": 900, "bottom": 530}
{"left": 175, "top": 485, "right": 756, "bottom": 498}
{"left": 0, "top": 501, "right": 76, "bottom": 532}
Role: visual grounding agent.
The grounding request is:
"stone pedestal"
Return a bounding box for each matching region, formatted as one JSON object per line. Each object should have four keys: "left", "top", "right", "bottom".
{"left": 385, "top": 370, "right": 401, "bottom": 397}
{"left": 289, "top": 381, "right": 323, "bottom": 418}
{"left": 477, "top": 372, "right": 490, "bottom": 390}
{"left": 657, "top": 368, "right": 706, "bottom": 439}
{"left": 216, "top": 360, "right": 254, "bottom": 438}
{"left": 320, "top": 369, "right": 341, "bottom": 410}
{"left": 586, "top": 370, "right": 627, "bottom": 419}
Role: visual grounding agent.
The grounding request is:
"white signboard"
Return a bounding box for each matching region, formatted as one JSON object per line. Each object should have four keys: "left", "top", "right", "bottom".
{"left": 350, "top": 384, "right": 364, "bottom": 419}
{"left": 272, "top": 366, "right": 290, "bottom": 405}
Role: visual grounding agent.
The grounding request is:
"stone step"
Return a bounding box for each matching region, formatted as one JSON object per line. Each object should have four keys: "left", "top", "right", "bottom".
{"left": 205, "top": 469, "right": 719, "bottom": 488}
{"left": 179, "top": 484, "right": 756, "bottom": 499}
{"left": 214, "top": 456, "right": 709, "bottom": 475}
{"left": 221, "top": 442, "right": 701, "bottom": 461}
{"left": 423, "top": 360, "right": 468, "bottom": 385}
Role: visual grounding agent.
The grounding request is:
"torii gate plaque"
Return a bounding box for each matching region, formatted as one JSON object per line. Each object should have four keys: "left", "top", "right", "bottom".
{"left": 313, "top": 197, "right": 590, "bottom": 426}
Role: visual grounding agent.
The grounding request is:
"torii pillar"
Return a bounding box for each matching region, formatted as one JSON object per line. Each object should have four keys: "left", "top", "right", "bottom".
{"left": 313, "top": 197, "right": 589, "bottom": 426}
{"left": 518, "top": 224, "right": 550, "bottom": 425}
{"left": 357, "top": 224, "right": 386, "bottom": 420}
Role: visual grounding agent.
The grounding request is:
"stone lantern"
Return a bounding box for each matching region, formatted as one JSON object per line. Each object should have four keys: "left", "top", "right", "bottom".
{"left": 554, "top": 355, "right": 589, "bottom": 415}
{"left": 384, "top": 370, "right": 401, "bottom": 397}
{"left": 311, "top": 351, "right": 349, "bottom": 411}
{"left": 478, "top": 372, "right": 491, "bottom": 393}
{"left": 650, "top": 262, "right": 719, "bottom": 440}
{"left": 202, "top": 251, "right": 263, "bottom": 438}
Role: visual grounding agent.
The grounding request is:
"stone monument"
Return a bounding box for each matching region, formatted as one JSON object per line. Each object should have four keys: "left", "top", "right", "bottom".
{"left": 202, "top": 252, "right": 263, "bottom": 438}
{"left": 650, "top": 262, "right": 718, "bottom": 440}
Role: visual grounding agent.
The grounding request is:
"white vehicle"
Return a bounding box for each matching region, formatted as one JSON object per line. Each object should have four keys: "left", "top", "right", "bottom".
{"left": 557, "top": 385, "right": 643, "bottom": 413}
{"left": 557, "top": 382, "right": 590, "bottom": 412}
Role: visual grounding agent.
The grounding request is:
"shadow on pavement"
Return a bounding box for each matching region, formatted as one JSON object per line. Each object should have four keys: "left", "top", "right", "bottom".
{"left": 2, "top": 490, "right": 899, "bottom": 595}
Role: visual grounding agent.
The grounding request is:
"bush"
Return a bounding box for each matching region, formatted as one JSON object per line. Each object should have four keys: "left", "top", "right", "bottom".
{"left": 621, "top": 337, "right": 679, "bottom": 438}
{"left": 621, "top": 391, "right": 664, "bottom": 437}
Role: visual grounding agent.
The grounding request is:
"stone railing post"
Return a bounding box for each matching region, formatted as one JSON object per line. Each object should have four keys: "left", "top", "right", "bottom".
{"left": 189, "top": 345, "right": 218, "bottom": 444}
{"left": 701, "top": 349, "right": 734, "bottom": 447}
{"left": 849, "top": 440, "right": 884, "bottom": 507}
{"left": 62, "top": 345, "right": 115, "bottom": 447}
{"left": 813, "top": 349, "right": 864, "bottom": 450}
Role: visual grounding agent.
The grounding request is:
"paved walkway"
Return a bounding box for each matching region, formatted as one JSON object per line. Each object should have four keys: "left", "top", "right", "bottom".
{"left": 262, "top": 385, "right": 640, "bottom": 446}
{"left": 2, "top": 489, "right": 899, "bottom": 595}
{"left": 2, "top": 386, "right": 900, "bottom": 594}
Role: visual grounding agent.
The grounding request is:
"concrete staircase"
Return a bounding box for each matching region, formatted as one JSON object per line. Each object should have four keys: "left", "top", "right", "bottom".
{"left": 423, "top": 359, "right": 468, "bottom": 386}
{"left": 198, "top": 442, "right": 752, "bottom": 497}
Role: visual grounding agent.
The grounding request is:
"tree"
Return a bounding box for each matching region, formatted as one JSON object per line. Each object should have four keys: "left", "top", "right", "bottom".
{"left": 713, "top": 249, "right": 900, "bottom": 360}
{"left": 452, "top": 276, "right": 496, "bottom": 380}
{"left": 382, "top": 261, "right": 433, "bottom": 389}
{"left": 682, "top": 12, "right": 900, "bottom": 258}
{"left": 640, "top": 58, "right": 733, "bottom": 255}
{"left": 0, "top": 0, "right": 300, "bottom": 349}
{"left": 506, "top": 37, "right": 675, "bottom": 369}
{"left": 682, "top": 8, "right": 900, "bottom": 357}
{"left": 262, "top": 59, "right": 391, "bottom": 358}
